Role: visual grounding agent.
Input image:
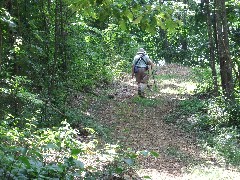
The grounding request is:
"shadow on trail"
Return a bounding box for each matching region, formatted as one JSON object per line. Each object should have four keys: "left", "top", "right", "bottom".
{"left": 73, "top": 64, "right": 240, "bottom": 179}
{"left": 104, "top": 95, "right": 205, "bottom": 176}
{"left": 80, "top": 64, "right": 216, "bottom": 179}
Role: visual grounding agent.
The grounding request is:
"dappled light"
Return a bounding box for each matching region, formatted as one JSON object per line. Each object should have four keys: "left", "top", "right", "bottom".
{"left": 1, "top": 0, "right": 240, "bottom": 179}
{"left": 80, "top": 64, "right": 240, "bottom": 179}
{"left": 159, "top": 80, "right": 197, "bottom": 95}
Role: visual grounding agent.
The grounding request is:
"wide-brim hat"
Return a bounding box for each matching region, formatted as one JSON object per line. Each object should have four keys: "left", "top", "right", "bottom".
{"left": 137, "top": 48, "right": 146, "bottom": 54}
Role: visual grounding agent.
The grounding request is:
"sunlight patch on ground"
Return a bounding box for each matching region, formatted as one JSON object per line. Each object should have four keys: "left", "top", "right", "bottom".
{"left": 160, "top": 87, "right": 180, "bottom": 95}
{"left": 179, "top": 82, "right": 197, "bottom": 94}
{"left": 136, "top": 165, "right": 240, "bottom": 180}
{"left": 182, "top": 165, "right": 240, "bottom": 180}
{"left": 136, "top": 168, "right": 180, "bottom": 180}
{"left": 159, "top": 79, "right": 197, "bottom": 95}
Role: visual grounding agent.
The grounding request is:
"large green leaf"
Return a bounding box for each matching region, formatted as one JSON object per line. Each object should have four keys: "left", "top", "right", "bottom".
{"left": 71, "top": 148, "right": 84, "bottom": 159}
{"left": 165, "top": 19, "right": 178, "bottom": 32}
{"left": 125, "top": 9, "right": 133, "bottom": 22}
{"left": 119, "top": 20, "right": 127, "bottom": 30}
{"left": 124, "top": 158, "right": 134, "bottom": 165}
{"left": 150, "top": 151, "right": 160, "bottom": 158}
{"left": 74, "top": 159, "right": 85, "bottom": 169}
{"left": 19, "top": 156, "right": 31, "bottom": 169}
{"left": 133, "top": 16, "right": 143, "bottom": 24}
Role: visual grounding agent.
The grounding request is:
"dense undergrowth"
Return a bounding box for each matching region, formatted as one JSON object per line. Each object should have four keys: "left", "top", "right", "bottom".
{"left": 0, "top": 87, "right": 157, "bottom": 179}
{"left": 0, "top": 115, "right": 156, "bottom": 179}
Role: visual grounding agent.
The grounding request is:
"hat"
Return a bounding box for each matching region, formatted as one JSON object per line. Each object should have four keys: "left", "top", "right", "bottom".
{"left": 137, "top": 48, "right": 146, "bottom": 54}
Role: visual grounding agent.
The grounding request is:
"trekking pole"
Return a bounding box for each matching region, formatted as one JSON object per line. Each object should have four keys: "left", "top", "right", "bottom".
{"left": 151, "top": 66, "right": 157, "bottom": 88}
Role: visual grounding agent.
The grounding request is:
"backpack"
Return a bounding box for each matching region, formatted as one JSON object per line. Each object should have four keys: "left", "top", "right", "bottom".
{"left": 134, "top": 54, "right": 149, "bottom": 73}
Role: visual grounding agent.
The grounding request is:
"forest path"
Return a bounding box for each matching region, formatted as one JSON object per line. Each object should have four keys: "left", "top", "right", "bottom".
{"left": 79, "top": 64, "right": 238, "bottom": 179}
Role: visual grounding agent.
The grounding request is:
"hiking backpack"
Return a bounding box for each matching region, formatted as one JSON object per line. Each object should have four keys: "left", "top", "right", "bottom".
{"left": 134, "top": 54, "right": 149, "bottom": 73}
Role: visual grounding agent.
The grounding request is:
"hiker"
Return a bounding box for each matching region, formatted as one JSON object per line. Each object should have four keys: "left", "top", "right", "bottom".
{"left": 132, "top": 48, "right": 154, "bottom": 97}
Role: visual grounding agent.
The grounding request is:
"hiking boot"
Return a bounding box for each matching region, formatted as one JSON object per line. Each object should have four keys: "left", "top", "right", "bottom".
{"left": 138, "top": 84, "right": 145, "bottom": 97}
{"left": 138, "top": 90, "right": 145, "bottom": 98}
{"left": 138, "top": 89, "right": 142, "bottom": 96}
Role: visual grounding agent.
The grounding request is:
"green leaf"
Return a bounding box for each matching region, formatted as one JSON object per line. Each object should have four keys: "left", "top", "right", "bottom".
{"left": 150, "top": 151, "right": 159, "bottom": 158}
{"left": 31, "top": 150, "right": 43, "bottom": 161}
{"left": 156, "top": 17, "right": 166, "bottom": 29}
{"left": 125, "top": 9, "right": 133, "bottom": 22}
{"left": 74, "top": 159, "right": 85, "bottom": 169}
{"left": 19, "top": 156, "right": 31, "bottom": 169}
{"left": 133, "top": 16, "right": 142, "bottom": 24}
{"left": 71, "top": 148, "right": 83, "bottom": 155}
{"left": 71, "top": 148, "right": 84, "bottom": 159}
{"left": 115, "top": 167, "right": 124, "bottom": 174}
{"left": 18, "top": 147, "right": 28, "bottom": 156}
{"left": 128, "top": 153, "right": 138, "bottom": 159}
{"left": 165, "top": 19, "right": 178, "bottom": 32}
{"left": 124, "top": 158, "right": 134, "bottom": 165}
{"left": 44, "top": 143, "right": 59, "bottom": 150}
{"left": 143, "top": 176, "right": 152, "bottom": 179}
{"left": 146, "top": 25, "right": 156, "bottom": 35}
{"left": 119, "top": 20, "right": 127, "bottom": 30}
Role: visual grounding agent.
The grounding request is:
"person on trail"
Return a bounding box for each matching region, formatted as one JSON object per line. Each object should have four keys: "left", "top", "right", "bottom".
{"left": 132, "top": 48, "right": 154, "bottom": 97}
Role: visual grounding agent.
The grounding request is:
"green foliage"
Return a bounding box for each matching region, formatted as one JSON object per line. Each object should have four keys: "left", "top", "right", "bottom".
{"left": 164, "top": 97, "right": 207, "bottom": 131}
{"left": 132, "top": 96, "right": 162, "bottom": 108}
{"left": 1, "top": 0, "right": 240, "bottom": 178}
{"left": 0, "top": 117, "right": 159, "bottom": 179}
{"left": 0, "top": 8, "right": 16, "bottom": 27}
{"left": 179, "top": 98, "right": 206, "bottom": 115}
{"left": 0, "top": 120, "right": 85, "bottom": 179}
{"left": 165, "top": 96, "right": 240, "bottom": 167}
{"left": 191, "top": 66, "right": 220, "bottom": 94}
{"left": 216, "top": 130, "right": 240, "bottom": 166}
{"left": 202, "top": 126, "right": 240, "bottom": 166}
{"left": 0, "top": 76, "right": 43, "bottom": 122}
{"left": 226, "top": 102, "right": 240, "bottom": 127}
{"left": 65, "top": 108, "right": 111, "bottom": 139}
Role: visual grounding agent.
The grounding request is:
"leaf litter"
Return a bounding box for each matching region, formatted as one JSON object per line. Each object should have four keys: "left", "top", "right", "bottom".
{"left": 73, "top": 64, "right": 240, "bottom": 179}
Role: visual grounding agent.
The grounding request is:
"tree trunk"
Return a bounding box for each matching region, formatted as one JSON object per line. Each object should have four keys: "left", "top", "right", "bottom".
{"left": 215, "top": 0, "right": 234, "bottom": 99}
{"left": 181, "top": 0, "right": 188, "bottom": 51}
{"left": 0, "top": 25, "right": 2, "bottom": 70}
{"left": 205, "top": 0, "right": 218, "bottom": 95}
{"left": 238, "top": 66, "right": 240, "bottom": 87}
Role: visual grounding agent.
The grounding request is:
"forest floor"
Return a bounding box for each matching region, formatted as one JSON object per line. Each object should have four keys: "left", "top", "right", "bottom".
{"left": 74, "top": 64, "right": 240, "bottom": 179}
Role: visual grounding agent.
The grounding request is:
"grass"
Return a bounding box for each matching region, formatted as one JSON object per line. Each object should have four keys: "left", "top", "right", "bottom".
{"left": 156, "top": 74, "right": 180, "bottom": 80}
{"left": 132, "top": 96, "right": 163, "bottom": 108}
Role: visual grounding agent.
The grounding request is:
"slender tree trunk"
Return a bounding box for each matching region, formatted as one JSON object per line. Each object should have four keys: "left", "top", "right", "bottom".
{"left": 181, "top": 0, "right": 188, "bottom": 51}
{"left": 0, "top": 25, "right": 2, "bottom": 70}
{"left": 159, "top": 29, "right": 170, "bottom": 62}
{"left": 205, "top": 0, "right": 218, "bottom": 95}
{"left": 50, "top": 0, "right": 60, "bottom": 95}
{"left": 54, "top": 0, "right": 59, "bottom": 74}
{"left": 5, "top": 0, "right": 19, "bottom": 116}
{"left": 233, "top": 65, "right": 240, "bottom": 88}
{"left": 238, "top": 66, "right": 240, "bottom": 87}
{"left": 60, "top": 0, "right": 67, "bottom": 72}
{"left": 215, "top": 0, "right": 234, "bottom": 99}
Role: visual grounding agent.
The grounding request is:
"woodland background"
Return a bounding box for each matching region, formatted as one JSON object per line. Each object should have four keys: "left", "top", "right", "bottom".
{"left": 0, "top": 0, "right": 240, "bottom": 179}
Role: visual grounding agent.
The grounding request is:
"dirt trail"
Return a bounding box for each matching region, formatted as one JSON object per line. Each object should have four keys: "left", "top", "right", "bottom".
{"left": 76, "top": 64, "right": 239, "bottom": 179}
